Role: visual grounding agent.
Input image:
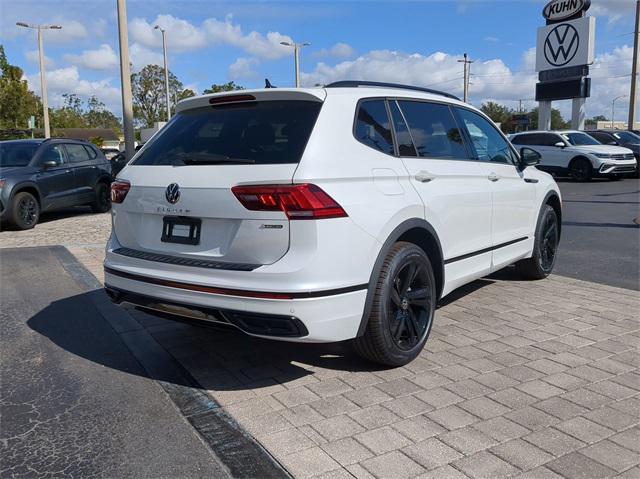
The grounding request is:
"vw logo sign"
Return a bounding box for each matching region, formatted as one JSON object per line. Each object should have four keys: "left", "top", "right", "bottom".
{"left": 165, "top": 183, "right": 181, "bottom": 204}
{"left": 544, "top": 23, "right": 579, "bottom": 67}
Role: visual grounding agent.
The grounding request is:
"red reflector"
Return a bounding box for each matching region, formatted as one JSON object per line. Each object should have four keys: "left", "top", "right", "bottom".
{"left": 209, "top": 94, "right": 256, "bottom": 105}
{"left": 231, "top": 184, "right": 347, "bottom": 220}
{"left": 111, "top": 179, "right": 131, "bottom": 203}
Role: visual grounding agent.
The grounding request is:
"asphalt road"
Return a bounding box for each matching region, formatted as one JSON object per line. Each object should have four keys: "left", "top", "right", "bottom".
{"left": 553, "top": 177, "right": 640, "bottom": 291}
{"left": 0, "top": 247, "right": 232, "bottom": 478}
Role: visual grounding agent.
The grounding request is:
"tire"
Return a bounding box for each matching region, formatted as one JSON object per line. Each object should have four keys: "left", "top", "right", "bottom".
{"left": 91, "top": 182, "right": 111, "bottom": 213}
{"left": 9, "top": 191, "right": 40, "bottom": 230}
{"left": 354, "top": 242, "right": 436, "bottom": 367}
{"left": 515, "top": 205, "right": 559, "bottom": 280}
{"left": 569, "top": 158, "right": 592, "bottom": 182}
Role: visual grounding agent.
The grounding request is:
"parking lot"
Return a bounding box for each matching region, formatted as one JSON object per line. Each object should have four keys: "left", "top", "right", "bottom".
{"left": 1, "top": 178, "right": 639, "bottom": 478}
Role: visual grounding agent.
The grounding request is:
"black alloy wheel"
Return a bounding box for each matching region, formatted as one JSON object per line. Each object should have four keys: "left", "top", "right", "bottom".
{"left": 11, "top": 191, "right": 40, "bottom": 230}
{"left": 539, "top": 210, "right": 558, "bottom": 273}
{"left": 354, "top": 242, "right": 436, "bottom": 367}
{"left": 570, "top": 158, "right": 592, "bottom": 182}
{"left": 388, "top": 259, "right": 433, "bottom": 351}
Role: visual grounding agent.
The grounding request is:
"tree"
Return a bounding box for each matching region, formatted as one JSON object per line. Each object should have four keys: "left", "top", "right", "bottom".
{"left": 176, "top": 88, "right": 196, "bottom": 102}
{"left": 0, "top": 45, "right": 41, "bottom": 129}
{"left": 131, "top": 64, "right": 183, "bottom": 127}
{"left": 480, "top": 101, "right": 515, "bottom": 132}
{"left": 84, "top": 96, "right": 121, "bottom": 133}
{"left": 585, "top": 115, "right": 608, "bottom": 127}
{"left": 527, "top": 107, "right": 568, "bottom": 130}
{"left": 203, "top": 81, "right": 244, "bottom": 94}
{"left": 50, "top": 93, "right": 86, "bottom": 129}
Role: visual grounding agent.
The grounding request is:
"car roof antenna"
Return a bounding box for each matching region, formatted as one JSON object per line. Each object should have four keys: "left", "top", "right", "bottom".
{"left": 265, "top": 78, "right": 276, "bottom": 88}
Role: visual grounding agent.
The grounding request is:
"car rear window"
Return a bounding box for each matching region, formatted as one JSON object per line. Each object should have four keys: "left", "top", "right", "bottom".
{"left": 133, "top": 100, "right": 322, "bottom": 166}
{"left": 0, "top": 143, "right": 38, "bottom": 167}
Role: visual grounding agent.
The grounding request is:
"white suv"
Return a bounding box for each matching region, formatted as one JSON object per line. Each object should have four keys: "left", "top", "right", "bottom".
{"left": 510, "top": 130, "right": 637, "bottom": 181}
{"left": 105, "top": 81, "right": 562, "bottom": 366}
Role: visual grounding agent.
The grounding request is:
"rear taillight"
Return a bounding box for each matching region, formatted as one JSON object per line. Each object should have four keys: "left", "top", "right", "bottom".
{"left": 231, "top": 184, "right": 347, "bottom": 220}
{"left": 111, "top": 179, "right": 131, "bottom": 204}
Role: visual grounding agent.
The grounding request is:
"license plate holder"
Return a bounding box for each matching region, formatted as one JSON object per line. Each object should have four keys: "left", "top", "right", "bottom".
{"left": 161, "top": 216, "right": 201, "bottom": 245}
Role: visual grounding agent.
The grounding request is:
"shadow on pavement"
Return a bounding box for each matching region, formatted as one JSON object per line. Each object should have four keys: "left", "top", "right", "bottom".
{"left": 28, "top": 271, "right": 500, "bottom": 393}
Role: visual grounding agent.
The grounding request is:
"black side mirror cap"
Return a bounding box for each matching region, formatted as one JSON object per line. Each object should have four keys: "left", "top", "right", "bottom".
{"left": 519, "top": 147, "right": 541, "bottom": 170}
{"left": 42, "top": 160, "right": 58, "bottom": 169}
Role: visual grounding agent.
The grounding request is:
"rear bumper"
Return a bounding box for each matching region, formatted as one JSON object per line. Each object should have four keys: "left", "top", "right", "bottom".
{"left": 104, "top": 267, "right": 367, "bottom": 343}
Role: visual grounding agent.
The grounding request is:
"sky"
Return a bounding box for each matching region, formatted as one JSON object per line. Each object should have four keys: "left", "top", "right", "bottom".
{"left": 0, "top": 0, "right": 636, "bottom": 122}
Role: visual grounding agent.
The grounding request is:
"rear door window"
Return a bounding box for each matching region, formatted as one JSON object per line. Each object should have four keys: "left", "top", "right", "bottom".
{"left": 65, "top": 144, "right": 92, "bottom": 163}
{"left": 397, "top": 101, "right": 468, "bottom": 160}
{"left": 354, "top": 100, "right": 394, "bottom": 155}
{"left": 134, "top": 100, "right": 322, "bottom": 165}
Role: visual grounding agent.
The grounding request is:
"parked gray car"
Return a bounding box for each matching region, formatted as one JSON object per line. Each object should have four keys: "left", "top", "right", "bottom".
{"left": 0, "top": 138, "right": 112, "bottom": 230}
{"left": 584, "top": 130, "right": 640, "bottom": 177}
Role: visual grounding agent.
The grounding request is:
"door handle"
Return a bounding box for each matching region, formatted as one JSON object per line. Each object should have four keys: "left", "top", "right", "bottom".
{"left": 415, "top": 171, "right": 435, "bottom": 183}
{"left": 488, "top": 172, "right": 500, "bottom": 182}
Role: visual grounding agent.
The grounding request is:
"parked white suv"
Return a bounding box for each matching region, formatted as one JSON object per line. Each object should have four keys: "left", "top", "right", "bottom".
{"left": 510, "top": 130, "right": 636, "bottom": 181}
{"left": 105, "top": 81, "right": 562, "bottom": 366}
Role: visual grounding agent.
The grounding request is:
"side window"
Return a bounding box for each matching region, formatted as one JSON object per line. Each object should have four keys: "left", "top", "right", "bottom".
{"left": 65, "top": 144, "right": 91, "bottom": 163}
{"left": 354, "top": 100, "right": 394, "bottom": 155}
{"left": 39, "top": 145, "right": 65, "bottom": 165}
{"left": 397, "top": 101, "right": 467, "bottom": 160}
{"left": 83, "top": 145, "right": 98, "bottom": 159}
{"left": 389, "top": 100, "right": 417, "bottom": 156}
{"left": 541, "top": 134, "right": 562, "bottom": 146}
{"left": 456, "top": 108, "right": 516, "bottom": 164}
{"left": 511, "top": 135, "right": 530, "bottom": 145}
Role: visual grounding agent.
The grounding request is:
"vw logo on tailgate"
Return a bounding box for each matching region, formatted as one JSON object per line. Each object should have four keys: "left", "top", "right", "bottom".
{"left": 165, "top": 183, "right": 181, "bottom": 204}
{"left": 544, "top": 23, "right": 579, "bottom": 67}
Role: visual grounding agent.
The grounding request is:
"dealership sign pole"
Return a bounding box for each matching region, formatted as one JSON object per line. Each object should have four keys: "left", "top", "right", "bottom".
{"left": 535, "top": 0, "right": 594, "bottom": 130}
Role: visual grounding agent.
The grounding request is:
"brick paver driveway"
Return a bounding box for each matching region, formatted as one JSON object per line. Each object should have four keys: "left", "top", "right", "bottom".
{"left": 2, "top": 213, "right": 638, "bottom": 478}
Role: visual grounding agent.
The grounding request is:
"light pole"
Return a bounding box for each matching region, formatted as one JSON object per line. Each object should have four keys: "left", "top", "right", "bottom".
{"left": 280, "top": 41, "right": 310, "bottom": 87}
{"left": 612, "top": 95, "right": 628, "bottom": 129}
{"left": 154, "top": 25, "right": 171, "bottom": 121}
{"left": 117, "top": 0, "right": 135, "bottom": 160}
{"left": 16, "top": 22, "right": 61, "bottom": 138}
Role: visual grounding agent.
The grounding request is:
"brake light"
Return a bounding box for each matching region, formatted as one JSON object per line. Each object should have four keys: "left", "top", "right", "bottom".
{"left": 232, "top": 184, "right": 347, "bottom": 220}
{"left": 209, "top": 94, "right": 256, "bottom": 105}
{"left": 111, "top": 179, "right": 131, "bottom": 203}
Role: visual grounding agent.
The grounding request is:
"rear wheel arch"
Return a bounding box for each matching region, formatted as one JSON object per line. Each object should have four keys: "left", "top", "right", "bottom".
{"left": 357, "top": 218, "right": 444, "bottom": 337}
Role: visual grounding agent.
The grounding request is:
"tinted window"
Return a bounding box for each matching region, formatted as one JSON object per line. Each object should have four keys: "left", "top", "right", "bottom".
{"left": 540, "top": 134, "right": 565, "bottom": 146}
{"left": 0, "top": 143, "right": 37, "bottom": 167}
{"left": 511, "top": 134, "right": 532, "bottom": 145}
{"left": 354, "top": 100, "right": 394, "bottom": 155}
{"left": 561, "top": 132, "right": 600, "bottom": 146}
{"left": 389, "top": 100, "right": 417, "bottom": 156}
{"left": 612, "top": 131, "right": 640, "bottom": 143}
{"left": 135, "top": 100, "right": 322, "bottom": 165}
{"left": 83, "top": 145, "right": 98, "bottom": 159}
{"left": 39, "top": 145, "right": 65, "bottom": 165}
{"left": 65, "top": 144, "right": 91, "bottom": 163}
{"left": 398, "top": 101, "right": 467, "bottom": 160}
{"left": 456, "top": 108, "right": 516, "bottom": 164}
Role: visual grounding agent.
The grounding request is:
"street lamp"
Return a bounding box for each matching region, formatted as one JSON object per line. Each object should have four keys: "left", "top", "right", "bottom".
{"left": 280, "top": 41, "right": 310, "bottom": 88}
{"left": 16, "top": 22, "right": 62, "bottom": 138}
{"left": 154, "top": 25, "right": 171, "bottom": 121}
{"left": 612, "top": 95, "right": 628, "bottom": 129}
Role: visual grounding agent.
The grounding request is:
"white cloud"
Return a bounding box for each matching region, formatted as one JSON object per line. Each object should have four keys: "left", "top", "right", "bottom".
{"left": 25, "top": 50, "right": 55, "bottom": 69}
{"left": 202, "top": 16, "right": 292, "bottom": 60}
{"left": 228, "top": 57, "right": 260, "bottom": 80}
{"left": 128, "top": 13, "right": 293, "bottom": 60}
{"left": 64, "top": 44, "right": 118, "bottom": 71}
{"left": 129, "top": 43, "right": 163, "bottom": 69}
{"left": 129, "top": 14, "right": 207, "bottom": 52}
{"left": 315, "top": 42, "right": 355, "bottom": 59}
{"left": 25, "top": 66, "right": 121, "bottom": 112}
{"left": 591, "top": 0, "right": 636, "bottom": 25}
{"left": 301, "top": 45, "right": 635, "bottom": 120}
{"left": 484, "top": 36, "right": 499, "bottom": 43}
{"left": 47, "top": 19, "right": 88, "bottom": 43}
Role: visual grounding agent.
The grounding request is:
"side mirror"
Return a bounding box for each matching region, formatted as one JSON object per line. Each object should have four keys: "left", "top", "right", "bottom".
{"left": 607, "top": 141, "right": 618, "bottom": 146}
{"left": 554, "top": 142, "right": 565, "bottom": 148}
{"left": 42, "top": 160, "right": 59, "bottom": 169}
{"left": 519, "top": 147, "right": 541, "bottom": 170}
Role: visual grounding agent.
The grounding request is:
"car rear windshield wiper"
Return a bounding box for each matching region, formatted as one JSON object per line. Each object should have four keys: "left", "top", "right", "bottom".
{"left": 172, "top": 152, "right": 255, "bottom": 165}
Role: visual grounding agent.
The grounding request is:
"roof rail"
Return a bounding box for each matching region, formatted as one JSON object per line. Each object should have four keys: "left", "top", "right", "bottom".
{"left": 324, "top": 80, "right": 460, "bottom": 101}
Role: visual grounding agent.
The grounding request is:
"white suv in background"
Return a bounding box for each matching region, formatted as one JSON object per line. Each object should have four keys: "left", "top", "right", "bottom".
{"left": 510, "top": 130, "right": 637, "bottom": 181}
{"left": 105, "top": 81, "right": 561, "bottom": 366}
